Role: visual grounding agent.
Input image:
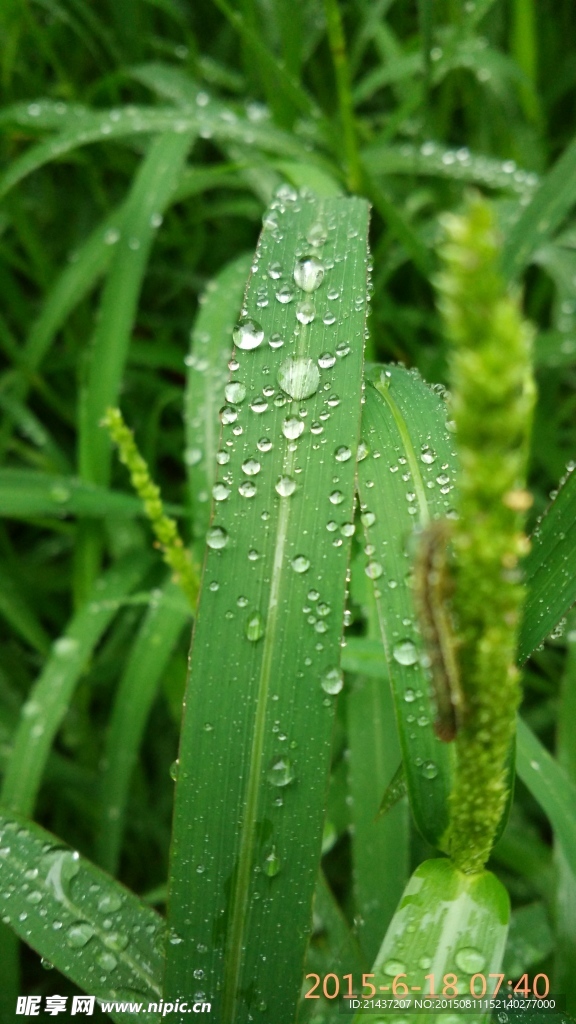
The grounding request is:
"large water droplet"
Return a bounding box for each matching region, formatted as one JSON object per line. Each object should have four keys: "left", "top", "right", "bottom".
{"left": 246, "top": 612, "right": 265, "bottom": 642}
{"left": 224, "top": 381, "right": 247, "bottom": 404}
{"left": 393, "top": 640, "right": 418, "bottom": 665}
{"left": 219, "top": 405, "right": 238, "bottom": 425}
{"left": 233, "top": 317, "right": 264, "bottom": 351}
{"left": 295, "top": 300, "right": 316, "bottom": 324}
{"left": 275, "top": 284, "right": 294, "bottom": 304}
{"left": 242, "top": 458, "right": 261, "bottom": 476}
{"left": 294, "top": 255, "right": 325, "bottom": 293}
{"left": 275, "top": 475, "right": 296, "bottom": 497}
{"left": 267, "top": 757, "right": 295, "bottom": 787}
{"left": 213, "top": 483, "right": 231, "bottom": 502}
{"left": 321, "top": 668, "right": 344, "bottom": 695}
{"left": 66, "top": 922, "right": 95, "bottom": 948}
{"left": 454, "top": 947, "right": 486, "bottom": 973}
{"left": 318, "top": 352, "right": 336, "bottom": 369}
{"left": 421, "top": 761, "right": 438, "bottom": 779}
{"left": 329, "top": 490, "right": 344, "bottom": 505}
{"left": 365, "top": 561, "right": 383, "bottom": 579}
{"left": 334, "top": 446, "right": 352, "bottom": 462}
{"left": 206, "top": 527, "right": 229, "bottom": 550}
{"left": 263, "top": 848, "right": 281, "bottom": 877}
{"left": 98, "top": 893, "right": 122, "bottom": 913}
{"left": 277, "top": 357, "right": 320, "bottom": 400}
{"left": 291, "top": 555, "right": 310, "bottom": 573}
{"left": 306, "top": 221, "right": 328, "bottom": 247}
{"left": 238, "top": 480, "right": 257, "bottom": 498}
{"left": 96, "top": 951, "right": 118, "bottom": 972}
{"left": 282, "top": 417, "right": 304, "bottom": 440}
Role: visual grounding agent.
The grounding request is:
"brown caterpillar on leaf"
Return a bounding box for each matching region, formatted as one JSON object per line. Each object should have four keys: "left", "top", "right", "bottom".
{"left": 414, "top": 518, "right": 463, "bottom": 742}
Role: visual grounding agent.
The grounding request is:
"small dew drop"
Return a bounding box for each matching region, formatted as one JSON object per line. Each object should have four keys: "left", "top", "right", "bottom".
{"left": 66, "top": 922, "right": 95, "bottom": 949}
{"left": 246, "top": 612, "right": 265, "bottom": 642}
{"left": 454, "top": 947, "right": 486, "bottom": 973}
{"left": 277, "top": 357, "right": 320, "bottom": 400}
{"left": 238, "top": 480, "right": 257, "bottom": 498}
{"left": 275, "top": 475, "right": 296, "bottom": 497}
{"left": 321, "top": 668, "right": 344, "bottom": 695}
{"left": 282, "top": 416, "right": 305, "bottom": 440}
{"left": 267, "top": 758, "right": 295, "bottom": 787}
{"left": 212, "top": 483, "right": 231, "bottom": 502}
{"left": 169, "top": 760, "right": 179, "bottom": 781}
{"left": 318, "top": 352, "right": 336, "bottom": 369}
{"left": 329, "top": 490, "right": 344, "bottom": 505}
{"left": 257, "top": 437, "right": 273, "bottom": 452}
{"left": 263, "top": 848, "right": 281, "bottom": 877}
{"left": 335, "top": 446, "right": 352, "bottom": 462}
{"left": 295, "top": 299, "right": 316, "bottom": 324}
{"left": 421, "top": 761, "right": 438, "bottom": 779}
{"left": 242, "top": 458, "right": 261, "bottom": 476}
{"left": 365, "top": 561, "right": 383, "bottom": 579}
{"left": 219, "top": 405, "right": 238, "bottom": 425}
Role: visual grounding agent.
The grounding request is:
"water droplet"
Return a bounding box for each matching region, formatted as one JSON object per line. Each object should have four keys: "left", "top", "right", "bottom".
{"left": 263, "top": 848, "right": 281, "bottom": 877}
{"left": 267, "top": 261, "right": 283, "bottom": 279}
{"left": 382, "top": 958, "right": 406, "bottom": 976}
{"left": 248, "top": 548, "right": 260, "bottom": 561}
{"left": 365, "top": 561, "right": 383, "bottom": 579}
{"left": 219, "top": 405, "right": 238, "bottom": 425}
{"left": 104, "top": 228, "right": 120, "bottom": 246}
{"left": 335, "top": 341, "right": 350, "bottom": 356}
{"left": 250, "top": 397, "right": 268, "bottom": 413}
{"left": 322, "top": 311, "right": 336, "bottom": 326}
{"left": 66, "top": 922, "right": 95, "bottom": 948}
{"left": 318, "top": 352, "right": 336, "bottom": 369}
{"left": 421, "top": 761, "right": 438, "bottom": 779}
{"left": 335, "top": 446, "right": 352, "bottom": 462}
{"left": 277, "top": 356, "right": 320, "bottom": 399}
{"left": 242, "top": 458, "right": 261, "bottom": 476}
{"left": 169, "top": 760, "right": 179, "bottom": 781}
{"left": 246, "top": 612, "right": 265, "bottom": 642}
{"left": 98, "top": 893, "right": 122, "bottom": 914}
{"left": 341, "top": 523, "right": 355, "bottom": 537}
{"left": 321, "top": 668, "right": 344, "bottom": 695}
{"left": 96, "top": 952, "right": 118, "bottom": 972}
{"left": 282, "top": 417, "right": 304, "bottom": 440}
{"left": 307, "top": 221, "right": 328, "bottom": 247}
{"left": 361, "top": 511, "right": 376, "bottom": 527}
{"left": 329, "top": 490, "right": 344, "bottom": 505}
{"left": 225, "top": 381, "right": 247, "bottom": 404}
{"left": 267, "top": 757, "right": 295, "bottom": 787}
{"left": 206, "top": 527, "right": 229, "bottom": 550}
{"left": 296, "top": 299, "right": 316, "bottom": 324}
{"left": 291, "top": 555, "right": 310, "bottom": 573}
{"left": 420, "top": 445, "right": 437, "bottom": 465}
{"left": 213, "top": 483, "right": 231, "bottom": 501}
{"left": 238, "top": 480, "right": 257, "bottom": 498}
{"left": 275, "top": 284, "right": 294, "bottom": 304}
{"left": 54, "top": 637, "right": 79, "bottom": 657}
{"left": 269, "top": 333, "right": 284, "bottom": 349}
{"left": 294, "top": 255, "right": 325, "bottom": 292}
{"left": 275, "top": 475, "right": 296, "bottom": 497}
{"left": 233, "top": 317, "right": 264, "bottom": 351}
{"left": 393, "top": 640, "right": 418, "bottom": 665}
{"left": 454, "top": 947, "right": 486, "bottom": 973}
{"left": 40, "top": 957, "right": 55, "bottom": 970}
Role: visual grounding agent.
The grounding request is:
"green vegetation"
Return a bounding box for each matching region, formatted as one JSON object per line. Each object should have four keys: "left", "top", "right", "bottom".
{"left": 1, "top": 1, "right": 576, "bottom": 1021}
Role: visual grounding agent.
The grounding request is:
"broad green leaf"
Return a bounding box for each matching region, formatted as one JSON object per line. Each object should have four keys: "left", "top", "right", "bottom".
{"left": 185, "top": 252, "right": 254, "bottom": 542}
{"left": 0, "top": 811, "right": 162, "bottom": 1022}
{"left": 0, "top": 469, "right": 159, "bottom": 519}
{"left": 518, "top": 462, "right": 576, "bottom": 663}
{"left": 516, "top": 716, "right": 576, "bottom": 884}
{"left": 164, "top": 191, "right": 370, "bottom": 1019}
{"left": 352, "top": 858, "right": 509, "bottom": 1023}
{"left": 357, "top": 364, "right": 458, "bottom": 848}
{"left": 1, "top": 550, "right": 153, "bottom": 816}
{"left": 502, "top": 133, "right": 576, "bottom": 279}
{"left": 96, "top": 578, "right": 191, "bottom": 874}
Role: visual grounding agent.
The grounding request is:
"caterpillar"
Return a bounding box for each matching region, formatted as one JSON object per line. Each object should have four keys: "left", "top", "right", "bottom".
{"left": 414, "top": 518, "right": 463, "bottom": 742}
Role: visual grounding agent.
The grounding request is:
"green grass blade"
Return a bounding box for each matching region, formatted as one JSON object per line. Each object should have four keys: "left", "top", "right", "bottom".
{"left": 96, "top": 578, "right": 191, "bottom": 874}
{"left": 502, "top": 134, "right": 576, "bottom": 280}
{"left": 555, "top": 621, "right": 576, "bottom": 1006}
{"left": 341, "top": 637, "right": 388, "bottom": 677}
{"left": 0, "top": 810, "right": 163, "bottom": 1021}
{"left": 352, "top": 859, "right": 509, "bottom": 1022}
{"left": 503, "top": 902, "right": 553, "bottom": 977}
{"left": 362, "top": 140, "right": 539, "bottom": 195}
{"left": 357, "top": 364, "right": 459, "bottom": 849}
{"left": 518, "top": 464, "right": 576, "bottom": 663}
{"left": 0, "top": 469, "right": 163, "bottom": 519}
{"left": 0, "top": 561, "right": 51, "bottom": 654}
{"left": 516, "top": 716, "right": 576, "bottom": 884}
{"left": 185, "top": 252, "right": 254, "bottom": 542}
{"left": 78, "top": 131, "right": 194, "bottom": 488}
{"left": 164, "top": 191, "right": 370, "bottom": 1019}
{"left": 1, "top": 550, "right": 152, "bottom": 816}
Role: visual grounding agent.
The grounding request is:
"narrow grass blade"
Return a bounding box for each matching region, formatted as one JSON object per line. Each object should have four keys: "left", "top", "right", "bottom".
{"left": 97, "top": 578, "right": 191, "bottom": 874}
{"left": 347, "top": 672, "right": 408, "bottom": 963}
{"left": 555, "top": 619, "right": 576, "bottom": 1005}
{"left": 0, "top": 562, "right": 50, "bottom": 654}
{"left": 518, "top": 463, "right": 576, "bottom": 663}
{"left": 164, "top": 192, "right": 370, "bottom": 1019}
{"left": 1, "top": 550, "right": 152, "bottom": 816}
{"left": 516, "top": 716, "right": 576, "bottom": 884}
{"left": 0, "top": 469, "right": 155, "bottom": 519}
{"left": 0, "top": 810, "right": 163, "bottom": 1021}
{"left": 185, "top": 252, "right": 253, "bottom": 542}
{"left": 357, "top": 364, "right": 458, "bottom": 849}
{"left": 362, "top": 141, "right": 538, "bottom": 195}
{"left": 301, "top": 871, "right": 366, "bottom": 1024}
{"left": 341, "top": 637, "right": 388, "bottom": 677}
{"left": 352, "top": 859, "right": 509, "bottom": 1023}
{"left": 78, "top": 132, "right": 194, "bottom": 488}
{"left": 503, "top": 902, "right": 553, "bottom": 977}
{"left": 502, "top": 134, "right": 576, "bottom": 280}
